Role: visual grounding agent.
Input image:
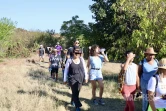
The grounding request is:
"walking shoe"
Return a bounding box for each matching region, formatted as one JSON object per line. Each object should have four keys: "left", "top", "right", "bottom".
{"left": 55, "top": 79, "right": 59, "bottom": 82}
{"left": 71, "top": 101, "right": 75, "bottom": 107}
{"left": 98, "top": 98, "right": 105, "bottom": 105}
{"left": 76, "top": 107, "right": 81, "bottom": 111}
{"left": 92, "top": 99, "right": 98, "bottom": 105}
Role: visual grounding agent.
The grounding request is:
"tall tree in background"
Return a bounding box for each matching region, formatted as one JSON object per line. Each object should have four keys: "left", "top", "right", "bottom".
{"left": 121, "top": 0, "right": 166, "bottom": 60}
{"left": 90, "top": 0, "right": 140, "bottom": 60}
{"left": 90, "top": 0, "right": 166, "bottom": 61}
{"left": 60, "top": 15, "right": 90, "bottom": 48}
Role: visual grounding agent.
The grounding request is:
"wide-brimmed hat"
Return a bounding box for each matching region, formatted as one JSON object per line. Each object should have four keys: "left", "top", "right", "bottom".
{"left": 144, "top": 47, "right": 157, "bottom": 54}
{"left": 158, "top": 58, "right": 166, "bottom": 69}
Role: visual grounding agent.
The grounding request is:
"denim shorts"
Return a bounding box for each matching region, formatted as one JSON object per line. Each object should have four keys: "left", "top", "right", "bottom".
{"left": 89, "top": 69, "right": 103, "bottom": 81}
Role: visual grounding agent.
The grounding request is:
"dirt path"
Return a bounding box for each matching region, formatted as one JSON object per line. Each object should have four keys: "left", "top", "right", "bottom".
{"left": 0, "top": 54, "right": 141, "bottom": 111}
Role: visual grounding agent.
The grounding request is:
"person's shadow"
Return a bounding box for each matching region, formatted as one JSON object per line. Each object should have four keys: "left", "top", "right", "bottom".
{"left": 26, "top": 68, "right": 142, "bottom": 111}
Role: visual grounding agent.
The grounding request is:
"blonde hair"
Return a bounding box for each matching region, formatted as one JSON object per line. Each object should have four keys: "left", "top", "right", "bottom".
{"left": 157, "top": 68, "right": 166, "bottom": 82}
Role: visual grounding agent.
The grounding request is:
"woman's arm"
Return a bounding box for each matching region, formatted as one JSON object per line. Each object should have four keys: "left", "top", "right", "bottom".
{"left": 101, "top": 52, "right": 109, "bottom": 62}
{"left": 81, "top": 57, "right": 88, "bottom": 82}
{"left": 148, "top": 91, "right": 156, "bottom": 111}
{"left": 122, "top": 54, "right": 132, "bottom": 72}
{"left": 63, "top": 59, "right": 70, "bottom": 82}
{"left": 138, "top": 65, "right": 142, "bottom": 78}
{"left": 136, "top": 65, "right": 140, "bottom": 89}
{"left": 86, "top": 57, "right": 90, "bottom": 79}
{"left": 87, "top": 57, "right": 90, "bottom": 69}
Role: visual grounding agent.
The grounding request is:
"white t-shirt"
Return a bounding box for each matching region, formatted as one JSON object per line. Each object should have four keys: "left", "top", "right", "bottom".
{"left": 125, "top": 63, "right": 137, "bottom": 85}
{"left": 147, "top": 75, "right": 166, "bottom": 108}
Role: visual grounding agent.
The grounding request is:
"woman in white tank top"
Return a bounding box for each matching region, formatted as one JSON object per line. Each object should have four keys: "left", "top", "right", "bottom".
{"left": 121, "top": 51, "right": 140, "bottom": 111}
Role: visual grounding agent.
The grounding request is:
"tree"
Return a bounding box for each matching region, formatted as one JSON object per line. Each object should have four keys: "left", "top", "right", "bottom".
{"left": 0, "top": 17, "right": 16, "bottom": 57}
{"left": 90, "top": 0, "right": 140, "bottom": 61}
{"left": 60, "top": 15, "right": 90, "bottom": 47}
{"left": 120, "top": 0, "right": 166, "bottom": 61}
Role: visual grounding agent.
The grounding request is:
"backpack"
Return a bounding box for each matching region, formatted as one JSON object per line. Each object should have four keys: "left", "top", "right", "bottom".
{"left": 118, "top": 67, "right": 126, "bottom": 94}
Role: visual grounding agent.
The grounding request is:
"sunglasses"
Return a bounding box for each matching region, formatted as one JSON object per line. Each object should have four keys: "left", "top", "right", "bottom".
{"left": 147, "top": 54, "right": 155, "bottom": 56}
{"left": 75, "top": 42, "right": 79, "bottom": 44}
{"left": 74, "top": 52, "right": 81, "bottom": 54}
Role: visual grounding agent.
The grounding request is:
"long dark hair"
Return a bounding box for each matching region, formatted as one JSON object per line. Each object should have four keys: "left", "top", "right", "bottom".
{"left": 90, "top": 44, "right": 99, "bottom": 56}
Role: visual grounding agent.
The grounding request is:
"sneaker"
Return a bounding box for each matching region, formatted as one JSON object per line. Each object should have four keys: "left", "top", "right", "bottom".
{"left": 55, "top": 79, "right": 59, "bottom": 82}
{"left": 76, "top": 107, "right": 81, "bottom": 111}
{"left": 99, "top": 98, "right": 105, "bottom": 105}
{"left": 71, "top": 101, "right": 75, "bottom": 107}
{"left": 92, "top": 99, "right": 98, "bottom": 105}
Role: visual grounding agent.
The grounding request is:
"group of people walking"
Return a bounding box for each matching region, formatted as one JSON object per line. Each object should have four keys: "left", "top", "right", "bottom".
{"left": 38, "top": 40, "right": 166, "bottom": 111}
{"left": 63, "top": 41, "right": 109, "bottom": 111}
{"left": 120, "top": 47, "right": 166, "bottom": 111}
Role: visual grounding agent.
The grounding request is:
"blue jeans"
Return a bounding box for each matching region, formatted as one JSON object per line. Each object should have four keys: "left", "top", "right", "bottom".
{"left": 141, "top": 78, "right": 148, "bottom": 111}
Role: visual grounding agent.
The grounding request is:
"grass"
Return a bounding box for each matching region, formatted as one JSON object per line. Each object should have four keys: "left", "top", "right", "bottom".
{"left": 0, "top": 55, "right": 142, "bottom": 111}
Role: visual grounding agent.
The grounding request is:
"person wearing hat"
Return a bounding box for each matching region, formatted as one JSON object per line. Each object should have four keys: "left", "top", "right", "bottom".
{"left": 147, "top": 58, "right": 166, "bottom": 111}
{"left": 49, "top": 48, "right": 62, "bottom": 81}
{"left": 138, "top": 47, "right": 159, "bottom": 111}
{"left": 55, "top": 42, "right": 63, "bottom": 55}
{"left": 38, "top": 45, "right": 45, "bottom": 62}
{"left": 64, "top": 46, "right": 88, "bottom": 111}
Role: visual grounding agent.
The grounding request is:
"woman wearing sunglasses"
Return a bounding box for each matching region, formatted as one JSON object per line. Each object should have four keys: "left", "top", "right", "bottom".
{"left": 138, "top": 47, "right": 158, "bottom": 111}
{"left": 64, "top": 46, "right": 88, "bottom": 111}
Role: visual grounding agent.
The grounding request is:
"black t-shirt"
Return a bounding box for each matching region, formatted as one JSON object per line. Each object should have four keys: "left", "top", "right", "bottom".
{"left": 67, "top": 47, "right": 74, "bottom": 58}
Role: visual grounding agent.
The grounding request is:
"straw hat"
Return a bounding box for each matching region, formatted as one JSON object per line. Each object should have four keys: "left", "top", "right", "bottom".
{"left": 144, "top": 47, "right": 157, "bottom": 54}
{"left": 158, "top": 58, "right": 166, "bottom": 69}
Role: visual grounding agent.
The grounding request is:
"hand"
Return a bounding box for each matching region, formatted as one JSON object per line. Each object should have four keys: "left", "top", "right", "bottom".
{"left": 127, "top": 53, "right": 135, "bottom": 60}
{"left": 136, "top": 86, "right": 141, "bottom": 91}
{"left": 136, "top": 88, "right": 141, "bottom": 93}
{"left": 101, "top": 51, "right": 105, "bottom": 55}
{"left": 84, "top": 79, "right": 88, "bottom": 83}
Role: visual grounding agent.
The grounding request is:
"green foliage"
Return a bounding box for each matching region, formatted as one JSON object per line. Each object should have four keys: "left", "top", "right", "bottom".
{"left": 0, "top": 17, "right": 16, "bottom": 57}
{"left": 120, "top": 0, "right": 166, "bottom": 62}
{"left": 3, "top": 27, "right": 60, "bottom": 58}
{"left": 0, "top": 17, "right": 16, "bottom": 41}
{"left": 60, "top": 15, "right": 91, "bottom": 48}
{"left": 89, "top": 0, "right": 166, "bottom": 62}
{"left": 89, "top": 0, "right": 140, "bottom": 61}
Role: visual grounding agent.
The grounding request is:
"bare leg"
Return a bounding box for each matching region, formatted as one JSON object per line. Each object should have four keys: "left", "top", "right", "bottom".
{"left": 52, "top": 73, "right": 55, "bottom": 79}
{"left": 56, "top": 73, "right": 58, "bottom": 81}
{"left": 97, "top": 80, "right": 104, "bottom": 98}
{"left": 91, "top": 80, "right": 97, "bottom": 99}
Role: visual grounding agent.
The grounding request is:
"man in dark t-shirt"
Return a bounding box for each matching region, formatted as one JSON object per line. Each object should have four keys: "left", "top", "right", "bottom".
{"left": 38, "top": 45, "right": 45, "bottom": 62}
{"left": 49, "top": 49, "right": 62, "bottom": 81}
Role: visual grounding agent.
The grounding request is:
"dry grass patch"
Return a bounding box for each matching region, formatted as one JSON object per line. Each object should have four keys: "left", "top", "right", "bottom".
{"left": 0, "top": 56, "right": 142, "bottom": 111}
